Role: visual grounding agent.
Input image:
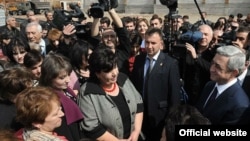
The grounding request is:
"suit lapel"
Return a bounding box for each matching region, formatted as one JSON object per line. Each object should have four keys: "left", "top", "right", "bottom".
{"left": 150, "top": 52, "right": 165, "bottom": 75}
{"left": 242, "top": 69, "right": 250, "bottom": 88}
{"left": 138, "top": 54, "right": 147, "bottom": 81}
{"left": 199, "top": 82, "right": 215, "bottom": 110}
{"left": 204, "top": 81, "right": 240, "bottom": 112}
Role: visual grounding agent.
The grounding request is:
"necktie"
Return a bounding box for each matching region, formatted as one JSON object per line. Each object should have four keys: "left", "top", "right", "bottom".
{"left": 205, "top": 87, "right": 218, "bottom": 107}
{"left": 147, "top": 58, "right": 154, "bottom": 75}
{"left": 143, "top": 58, "right": 154, "bottom": 98}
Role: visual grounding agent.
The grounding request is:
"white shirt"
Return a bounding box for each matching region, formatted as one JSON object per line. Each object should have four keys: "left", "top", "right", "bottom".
{"left": 238, "top": 68, "right": 248, "bottom": 86}
{"left": 39, "top": 39, "right": 46, "bottom": 55}
{"left": 144, "top": 50, "right": 160, "bottom": 77}
{"left": 141, "top": 39, "right": 145, "bottom": 49}
{"left": 217, "top": 78, "right": 238, "bottom": 97}
{"left": 203, "top": 78, "right": 238, "bottom": 108}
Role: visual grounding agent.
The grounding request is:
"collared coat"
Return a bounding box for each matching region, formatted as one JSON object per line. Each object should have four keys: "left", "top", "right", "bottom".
{"left": 78, "top": 73, "right": 143, "bottom": 139}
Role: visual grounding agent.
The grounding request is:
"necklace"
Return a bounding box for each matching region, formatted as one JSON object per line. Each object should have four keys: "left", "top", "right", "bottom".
{"left": 102, "top": 83, "right": 116, "bottom": 93}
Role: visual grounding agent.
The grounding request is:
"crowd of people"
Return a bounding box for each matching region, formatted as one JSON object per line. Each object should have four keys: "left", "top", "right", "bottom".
{"left": 0, "top": 3, "right": 250, "bottom": 141}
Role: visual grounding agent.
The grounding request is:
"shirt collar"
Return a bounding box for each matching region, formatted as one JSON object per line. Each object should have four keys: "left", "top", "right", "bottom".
{"left": 147, "top": 50, "right": 161, "bottom": 61}
{"left": 39, "top": 39, "right": 45, "bottom": 47}
{"left": 216, "top": 78, "right": 237, "bottom": 95}
{"left": 237, "top": 68, "right": 248, "bottom": 84}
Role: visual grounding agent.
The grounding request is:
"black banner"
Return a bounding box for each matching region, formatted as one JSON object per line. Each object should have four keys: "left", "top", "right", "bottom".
{"left": 175, "top": 125, "right": 249, "bottom": 140}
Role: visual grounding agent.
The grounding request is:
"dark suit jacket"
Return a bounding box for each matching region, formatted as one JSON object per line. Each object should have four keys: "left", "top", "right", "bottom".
{"left": 237, "top": 105, "right": 250, "bottom": 124}
{"left": 184, "top": 47, "right": 214, "bottom": 105}
{"left": 242, "top": 68, "right": 250, "bottom": 99}
{"left": 131, "top": 52, "right": 181, "bottom": 132}
{"left": 196, "top": 81, "right": 249, "bottom": 125}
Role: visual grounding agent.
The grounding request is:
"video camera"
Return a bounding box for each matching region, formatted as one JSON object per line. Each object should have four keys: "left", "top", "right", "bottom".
{"left": 88, "top": 0, "right": 118, "bottom": 18}
{"left": 160, "top": 0, "right": 178, "bottom": 12}
{"left": 179, "top": 30, "right": 203, "bottom": 45}
{"left": 216, "top": 30, "right": 236, "bottom": 47}
{"left": 53, "top": 3, "right": 87, "bottom": 35}
{"left": 169, "top": 30, "right": 202, "bottom": 60}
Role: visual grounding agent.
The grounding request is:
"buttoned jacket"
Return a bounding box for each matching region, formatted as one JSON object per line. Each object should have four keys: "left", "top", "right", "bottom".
{"left": 78, "top": 73, "right": 143, "bottom": 139}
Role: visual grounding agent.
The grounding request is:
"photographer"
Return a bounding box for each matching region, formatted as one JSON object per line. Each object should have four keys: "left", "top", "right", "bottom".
{"left": 42, "top": 10, "right": 57, "bottom": 31}
{"left": 90, "top": 2, "right": 131, "bottom": 75}
{"left": 184, "top": 24, "right": 215, "bottom": 105}
{"left": 52, "top": 3, "right": 96, "bottom": 58}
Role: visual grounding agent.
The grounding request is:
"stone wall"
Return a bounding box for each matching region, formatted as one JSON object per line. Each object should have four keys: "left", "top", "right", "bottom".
{"left": 88, "top": 0, "right": 250, "bottom": 16}
{"left": 163, "top": 0, "right": 250, "bottom": 16}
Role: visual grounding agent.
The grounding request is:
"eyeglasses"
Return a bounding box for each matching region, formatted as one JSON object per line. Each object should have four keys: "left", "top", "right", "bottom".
{"left": 102, "top": 34, "right": 116, "bottom": 39}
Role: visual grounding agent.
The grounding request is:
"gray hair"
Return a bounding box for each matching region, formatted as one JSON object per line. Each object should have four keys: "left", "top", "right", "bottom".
{"left": 216, "top": 45, "right": 246, "bottom": 74}
{"left": 6, "top": 16, "right": 15, "bottom": 22}
{"left": 26, "top": 22, "right": 42, "bottom": 32}
{"left": 198, "top": 24, "right": 213, "bottom": 36}
{"left": 26, "top": 10, "right": 34, "bottom": 15}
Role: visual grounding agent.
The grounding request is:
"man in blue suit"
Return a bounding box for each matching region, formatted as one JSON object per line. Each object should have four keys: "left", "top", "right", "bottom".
{"left": 196, "top": 45, "right": 249, "bottom": 125}
{"left": 131, "top": 27, "right": 181, "bottom": 140}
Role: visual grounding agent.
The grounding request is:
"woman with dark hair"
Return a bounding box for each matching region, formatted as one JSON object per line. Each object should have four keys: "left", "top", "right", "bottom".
{"left": 129, "top": 35, "right": 142, "bottom": 74}
{"left": 23, "top": 50, "right": 43, "bottom": 81}
{"left": 0, "top": 67, "right": 34, "bottom": 131}
{"left": 214, "top": 17, "right": 228, "bottom": 32}
{"left": 161, "top": 104, "right": 211, "bottom": 141}
{"left": 0, "top": 30, "right": 14, "bottom": 61}
{"left": 78, "top": 47, "right": 143, "bottom": 141}
{"left": 15, "top": 87, "right": 66, "bottom": 140}
{"left": 47, "top": 28, "right": 81, "bottom": 94}
{"left": 5, "top": 37, "right": 30, "bottom": 68}
{"left": 39, "top": 53, "right": 83, "bottom": 141}
{"left": 69, "top": 40, "right": 93, "bottom": 86}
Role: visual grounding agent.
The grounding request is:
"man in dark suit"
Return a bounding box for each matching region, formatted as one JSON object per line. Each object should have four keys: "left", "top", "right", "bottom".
{"left": 196, "top": 45, "right": 249, "bottom": 125}
{"left": 42, "top": 10, "right": 57, "bottom": 31}
{"left": 131, "top": 27, "right": 181, "bottom": 140}
{"left": 241, "top": 66, "right": 250, "bottom": 98}
{"left": 232, "top": 26, "right": 250, "bottom": 98}
{"left": 237, "top": 105, "right": 250, "bottom": 124}
{"left": 238, "top": 50, "right": 250, "bottom": 99}
{"left": 0, "top": 16, "right": 21, "bottom": 38}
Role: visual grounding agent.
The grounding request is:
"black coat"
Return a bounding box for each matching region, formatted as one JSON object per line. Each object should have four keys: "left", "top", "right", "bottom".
{"left": 183, "top": 48, "right": 214, "bottom": 105}
{"left": 242, "top": 68, "right": 250, "bottom": 99}
{"left": 131, "top": 51, "right": 181, "bottom": 140}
